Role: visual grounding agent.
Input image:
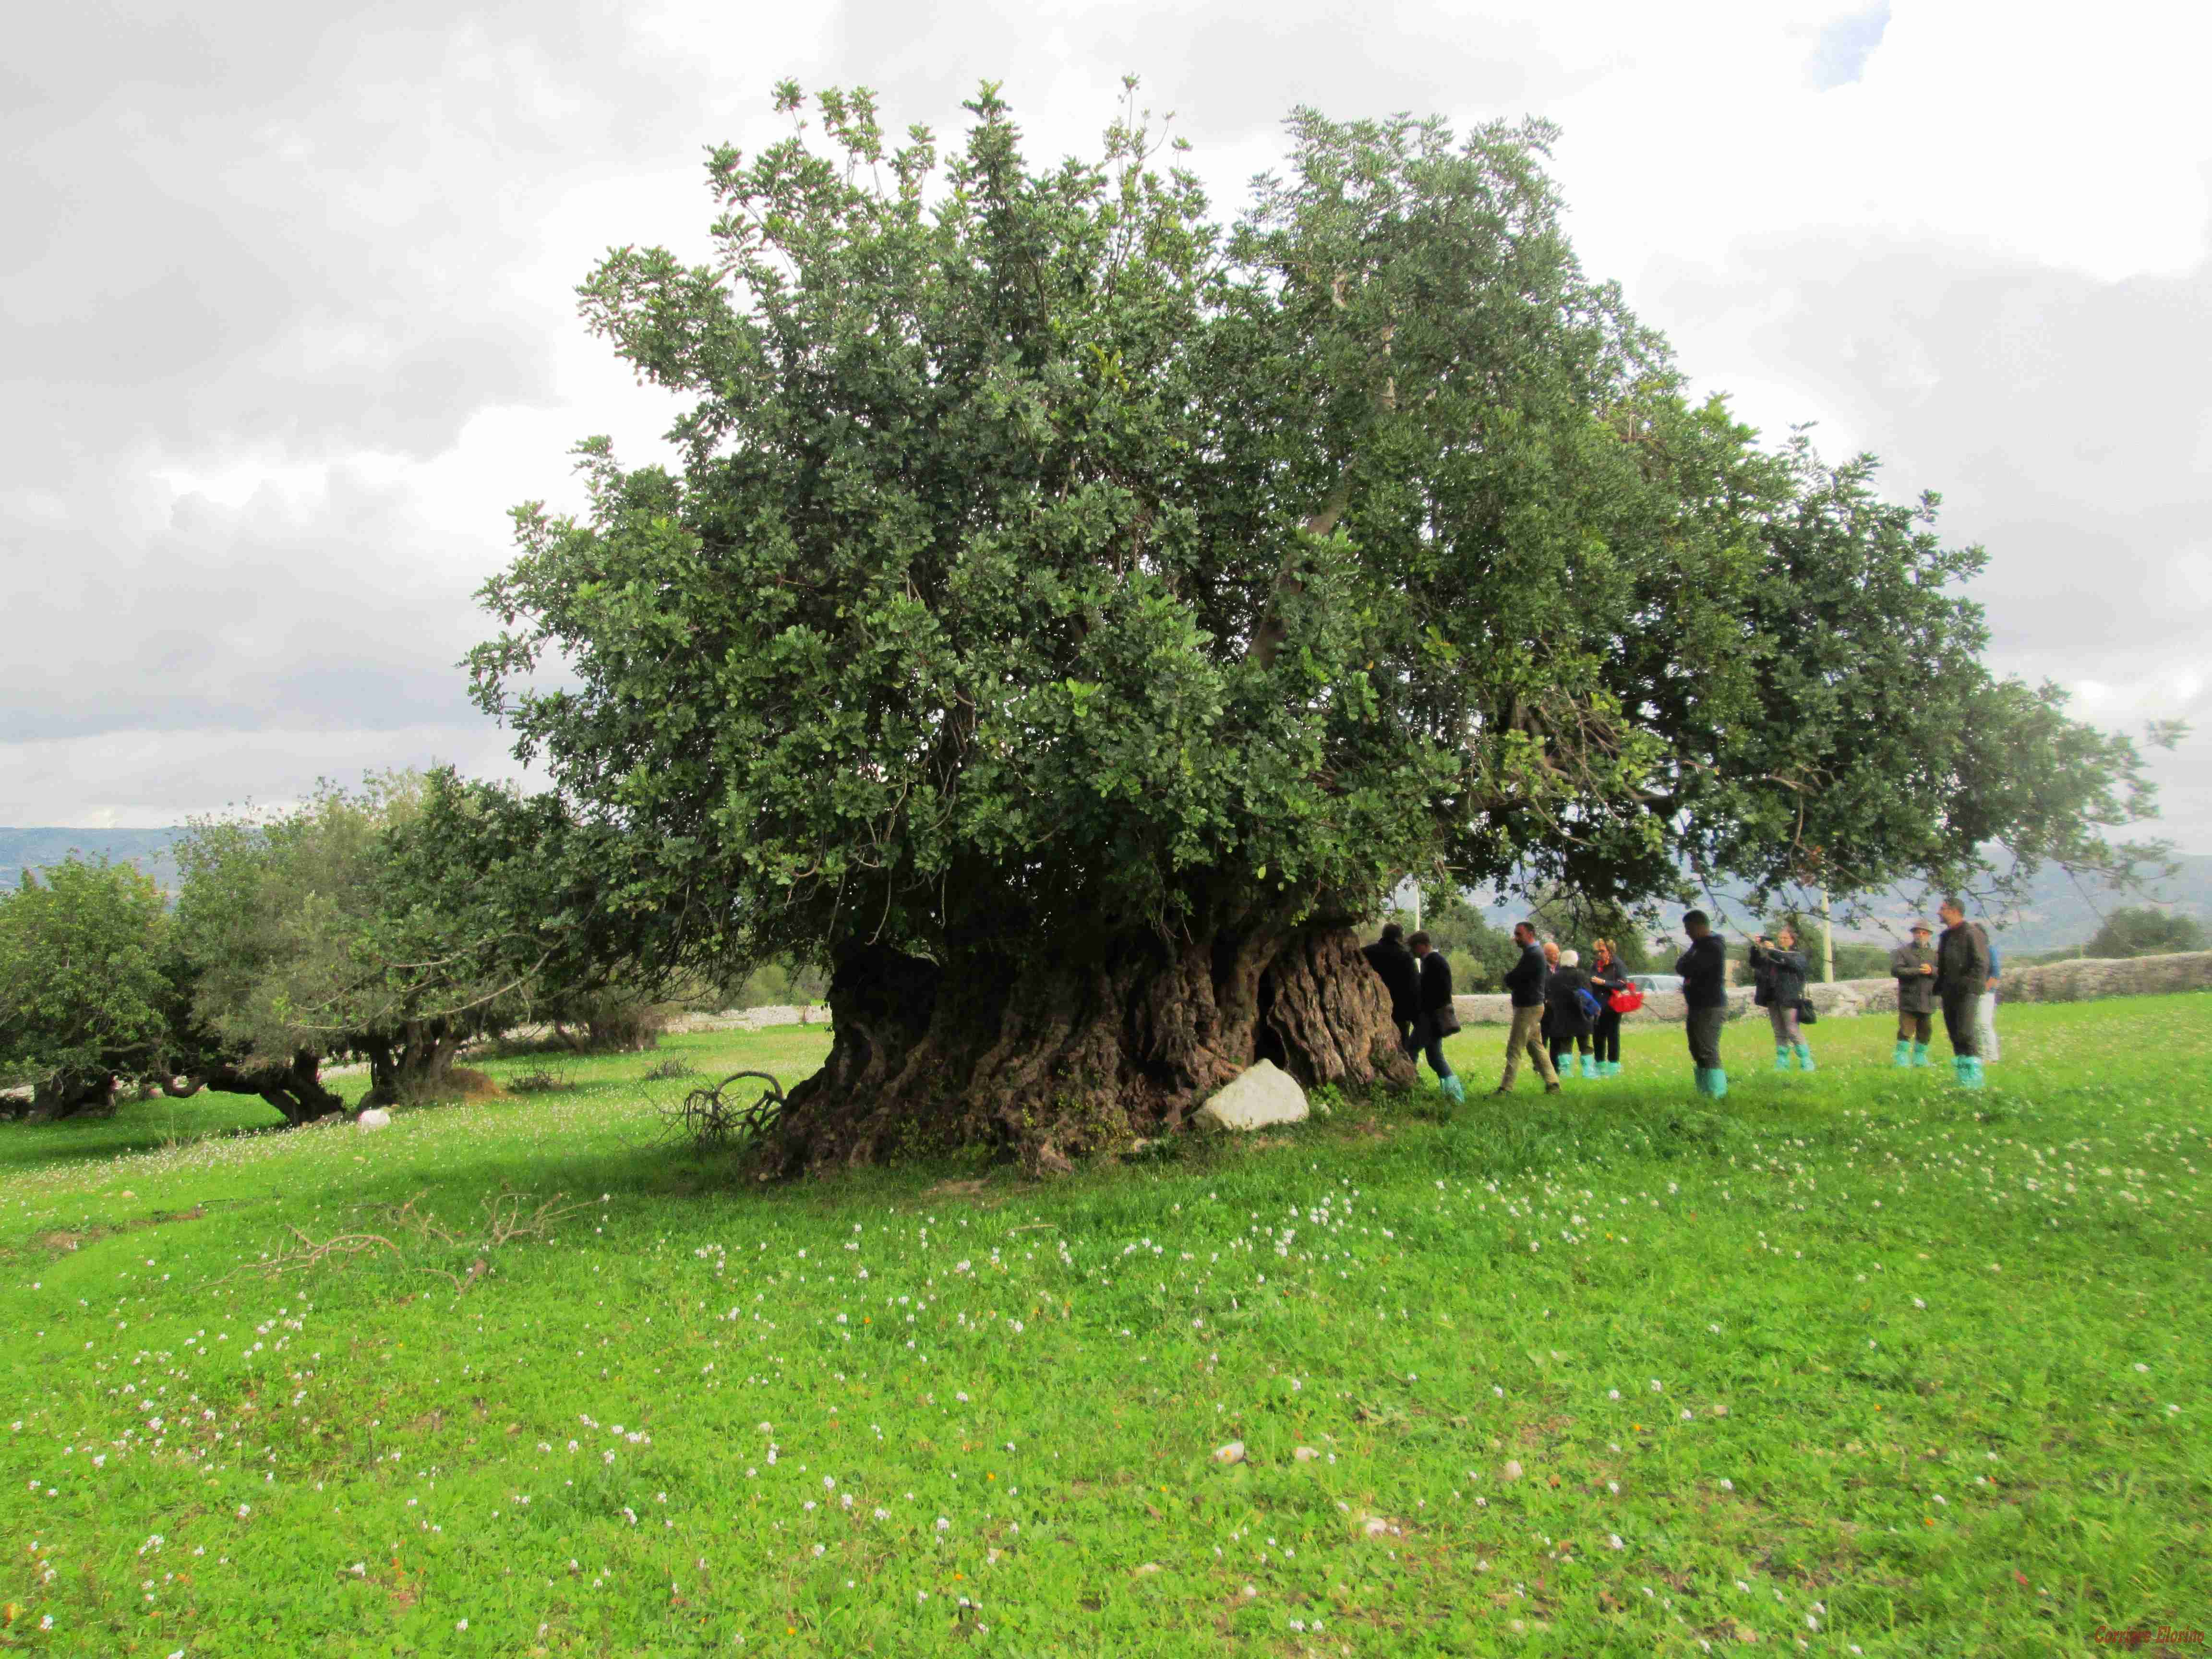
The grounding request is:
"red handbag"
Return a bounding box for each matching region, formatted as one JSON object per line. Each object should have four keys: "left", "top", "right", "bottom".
{"left": 1608, "top": 986, "right": 1645, "bottom": 1014}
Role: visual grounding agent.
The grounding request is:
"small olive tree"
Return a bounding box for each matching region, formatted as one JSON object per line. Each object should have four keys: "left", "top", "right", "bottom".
{"left": 0, "top": 858, "right": 175, "bottom": 1118}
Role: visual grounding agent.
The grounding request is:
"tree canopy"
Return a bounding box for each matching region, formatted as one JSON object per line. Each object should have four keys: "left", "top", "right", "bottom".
{"left": 468, "top": 83, "right": 2160, "bottom": 1168}
{"left": 0, "top": 857, "right": 175, "bottom": 1117}
{"left": 2084, "top": 905, "right": 2205, "bottom": 960}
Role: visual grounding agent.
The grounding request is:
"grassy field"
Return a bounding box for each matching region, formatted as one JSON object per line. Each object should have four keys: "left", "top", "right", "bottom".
{"left": 1, "top": 998, "right": 2206, "bottom": 1657}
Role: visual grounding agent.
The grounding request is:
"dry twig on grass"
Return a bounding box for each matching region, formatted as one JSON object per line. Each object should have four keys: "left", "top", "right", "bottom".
{"left": 228, "top": 1188, "right": 597, "bottom": 1294}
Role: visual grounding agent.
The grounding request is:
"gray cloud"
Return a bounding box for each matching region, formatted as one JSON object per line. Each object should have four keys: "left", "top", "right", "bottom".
{"left": 4, "top": 0, "right": 2206, "bottom": 853}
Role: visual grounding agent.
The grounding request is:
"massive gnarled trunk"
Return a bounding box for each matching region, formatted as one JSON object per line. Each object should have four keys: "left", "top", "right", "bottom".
{"left": 359, "top": 1022, "right": 464, "bottom": 1106}
{"left": 769, "top": 917, "right": 1414, "bottom": 1175}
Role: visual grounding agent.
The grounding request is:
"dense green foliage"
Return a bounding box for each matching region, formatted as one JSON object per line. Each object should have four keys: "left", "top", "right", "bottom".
{"left": 4, "top": 998, "right": 2205, "bottom": 1653}
{"left": 170, "top": 772, "right": 673, "bottom": 1103}
{"left": 0, "top": 858, "right": 175, "bottom": 1106}
{"left": 2084, "top": 904, "right": 2206, "bottom": 960}
{"left": 471, "top": 82, "right": 2155, "bottom": 990}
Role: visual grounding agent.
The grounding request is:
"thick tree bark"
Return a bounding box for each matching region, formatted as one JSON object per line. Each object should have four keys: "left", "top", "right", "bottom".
{"left": 769, "top": 916, "right": 1414, "bottom": 1176}
{"left": 360, "top": 1022, "right": 463, "bottom": 1106}
{"left": 161, "top": 1050, "right": 348, "bottom": 1127}
{"left": 24, "top": 1071, "right": 120, "bottom": 1122}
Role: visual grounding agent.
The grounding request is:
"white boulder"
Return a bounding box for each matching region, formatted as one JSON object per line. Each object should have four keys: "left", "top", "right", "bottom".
{"left": 356, "top": 1107, "right": 391, "bottom": 1131}
{"left": 1193, "top": 1059, "right": 1307, "bottom": 1131}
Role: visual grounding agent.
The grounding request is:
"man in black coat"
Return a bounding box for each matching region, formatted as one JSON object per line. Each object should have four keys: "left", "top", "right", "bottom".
{"left": 1362, "top": 923, "right": 1420, "bottom": 1055}
{"left": 1407, "top": 931, "right": 1464, "bottom": 1104}
{"left": 1675, "top": 910, "right": 1730, "bottom": 1099}
{"left": 1935, "top": 897, "right": 1991, "bottom": 1090}
{"left": 1493, "top": 922, "right": 1562, "bottom": 1095}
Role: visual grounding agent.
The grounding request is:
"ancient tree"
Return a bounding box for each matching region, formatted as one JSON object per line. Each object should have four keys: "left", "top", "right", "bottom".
{"left": 471, "top": 84, "right": 2157, "bottom": 1172}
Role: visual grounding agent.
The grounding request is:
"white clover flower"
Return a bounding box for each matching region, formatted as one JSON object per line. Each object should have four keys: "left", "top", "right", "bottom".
{"left": 1607, "top": 1534, "right": 1625, "bottom": 1551}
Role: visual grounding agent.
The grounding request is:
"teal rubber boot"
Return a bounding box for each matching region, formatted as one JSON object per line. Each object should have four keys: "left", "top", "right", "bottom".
{"left": 1959, "top": 1057, "right": 1984, "bottom": 1090}
{"left": 1580, "top": 1054, "right": 1598, "bottom": 1080}
{"left": 1795, "top": 1043, "right": 1815, "bottom": 1073}
{"left": 1693, "top": 1068, "right": 1711, "bottom": 1097}
{"left": 1911, "top": 1042, "right": 1931, "bottom": 1068}
{"left": 1440, "top": 1074, "right": 1466, "bottom": 1105}
{"left": 1708, "top": 1067, "right": 1729, "bottom": 1100}
{"left": 1608, "top": 1061, "right": 1623, "bottom": 1077}
{"left": 1891, "top": 1040, "right": 1911, "bottom": 1068}
{"left": 1774, "top": 1045, "right": 1793, "bottom": 1072}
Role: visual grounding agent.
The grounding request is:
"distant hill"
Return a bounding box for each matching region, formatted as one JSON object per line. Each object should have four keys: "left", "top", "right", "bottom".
{"left": 0, "top": 827, "right": 186, "bottom": 895}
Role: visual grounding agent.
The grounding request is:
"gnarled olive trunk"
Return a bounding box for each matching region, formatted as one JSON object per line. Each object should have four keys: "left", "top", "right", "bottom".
{"left": 769, "top": 917, "right": 1413, "bottom": 1176}
{"left": 360, "top": 1022, "right": 463, "bottom": 1106}
{"left": 25, "top": 1071, "right": 120, "bottom": 1122}
{"left": 162, "top": 1050, "right": 348, "bottom": 1127}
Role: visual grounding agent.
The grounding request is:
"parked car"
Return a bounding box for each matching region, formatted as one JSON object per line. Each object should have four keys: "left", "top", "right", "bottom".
{"left": 1628, "top": 974, "right": 1683, "bottom": 995}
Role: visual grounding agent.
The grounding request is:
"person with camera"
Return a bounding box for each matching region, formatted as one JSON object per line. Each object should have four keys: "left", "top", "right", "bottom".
{"left": 1748, "top": 926, "right": 1815, "bottom": 1072}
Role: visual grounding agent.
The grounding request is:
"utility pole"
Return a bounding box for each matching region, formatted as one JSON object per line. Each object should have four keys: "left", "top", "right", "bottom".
{"left": 1820, "top": 887, "right": 1835, "bottom": 984}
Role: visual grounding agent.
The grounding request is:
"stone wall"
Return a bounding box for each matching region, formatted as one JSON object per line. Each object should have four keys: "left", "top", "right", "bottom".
{"left": 1449, "top": 950, "right": 2212, "bottom": 1026}
{"left": 2000, "top": 950, "right": 2212, "bottom": 1004}
{"left": 665, "top": 1005, "right": 825, "bottom": 1034}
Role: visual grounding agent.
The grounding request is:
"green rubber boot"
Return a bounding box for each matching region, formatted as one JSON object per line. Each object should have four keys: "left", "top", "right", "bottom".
{"left": 1795, "top": 1043, "right": 1815, "bottom": 1072}
{"left": 1774, "top": 1045, "right": 1793, "bottom": 1072}
{"left": 1707, "top": 1067, "right": 1729, "bottom": 1100}
{"left": 1956, "top": 1056, "right": 1983, "bottom": 1090}
{"left": 1911, "top": 1042, "right": 1931, "bottom": 1068}
{"left": 1608, "top": 1061, "right": 1623, "bottom": 1077}
{"left": 1580, "top": 1054, "right": 1597, "bottom": 1080}
{"left": 1440, "top": 1074, "right": 1466, "bottom": 1105}
{"left": 1693, "top": 1068, "right": 1711, "bottom": 1097}
{"left": 1892, "top": 1040, "right": 1911, "bottom": 1068}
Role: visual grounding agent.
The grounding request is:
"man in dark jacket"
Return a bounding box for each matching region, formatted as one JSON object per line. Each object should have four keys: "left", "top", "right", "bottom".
{"left": 1889, "top": 923, "right": 1938, "bottom": 1067}
{"left": 1675, "top": 910, "right": 1730, "bottom": 1098}
{"left": 1407, "top": 931, "right": 1464, "bottom": 1104}
{"left": 1362, "top": 923, "right": 1420, "bottom": 1055}
{"left": 1935, "top": 898, "right": 1991, "bottom": 1089}
{"left": 1493, "top": 922, "right": 1561, "bottom": 1095}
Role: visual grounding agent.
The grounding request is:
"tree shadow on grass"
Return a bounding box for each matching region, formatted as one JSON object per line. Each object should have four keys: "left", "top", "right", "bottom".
{"left": 0, "top": 1092, "right": 315, "bottom": 1177}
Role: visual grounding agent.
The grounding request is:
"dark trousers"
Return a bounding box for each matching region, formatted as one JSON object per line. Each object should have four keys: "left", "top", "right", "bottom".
{"left": 1897, "top": 1010, "right": 1933, "bottom": 1044}
{"left": 1941, "top": 994, "right": 1979, "bottom": 1059}
{"left": 1592, "top": 1010, "right": 1622, "bottom": 1064}
{"left": 1551, "top": 1032, "right": 1590, "bottom": 1065}
{"left": 1685, "top": 1005, "right": 1725, "bottom": 1070}
{"left": 1412, "top": 1011, "right": 1454, "bottom": 1079}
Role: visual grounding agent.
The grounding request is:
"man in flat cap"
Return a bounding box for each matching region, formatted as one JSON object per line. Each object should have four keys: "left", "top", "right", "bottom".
{"left": 1889, "top": 921, "right": 1938, "bottom": 1068}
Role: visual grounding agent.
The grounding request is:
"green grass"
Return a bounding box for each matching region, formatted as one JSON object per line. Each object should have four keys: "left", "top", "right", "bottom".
{"left": 2, "top": 999, "right": 2207, "bottom": 1656}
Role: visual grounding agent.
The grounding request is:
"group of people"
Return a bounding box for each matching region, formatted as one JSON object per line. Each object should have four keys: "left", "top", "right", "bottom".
{"left": 1363, "top": 896, "right": 2003, "bottom": 1103}
{"left": 1885, "top": 898, "right": 2000, "bottom": 1087}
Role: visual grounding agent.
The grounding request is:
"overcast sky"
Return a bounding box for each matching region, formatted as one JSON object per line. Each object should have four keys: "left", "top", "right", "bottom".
{"left": 5, "top": 0, "right": 2208, "bottom": 849}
